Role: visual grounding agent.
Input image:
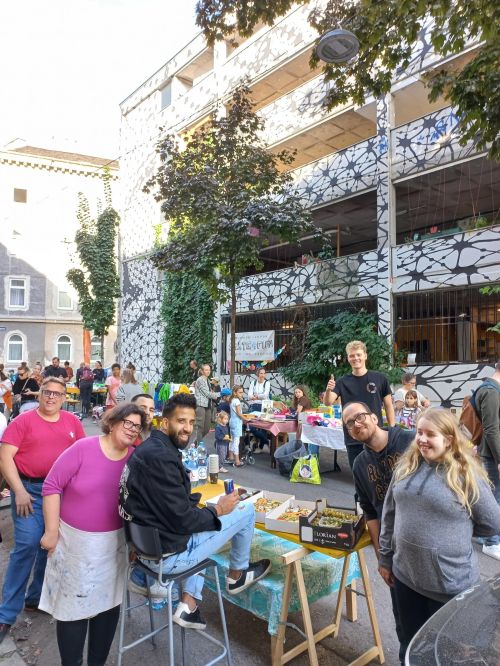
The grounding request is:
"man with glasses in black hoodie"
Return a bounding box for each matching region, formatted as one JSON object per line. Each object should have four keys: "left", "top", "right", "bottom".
{"left": 343, "top": 401, "right": 414, "bottom": 665}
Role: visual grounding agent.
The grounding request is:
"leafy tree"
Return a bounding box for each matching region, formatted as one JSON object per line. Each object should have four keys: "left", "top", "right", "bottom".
{"left": 145, "top": 84, "right": 316, "bottom": 384}
{"left": 161, "top": 272, "right": 214, "bottom": 383}
{"left": 480, "top": 285, "right": 500, "bottom": 334}
{"left": 196, "top": 0, "right": 500, "bottom": 159}
{"left": 67, "top": 176, "right": 121, "bottom": 360}
{"left": 281, "top": 310, "right": 404, "bottom": 395}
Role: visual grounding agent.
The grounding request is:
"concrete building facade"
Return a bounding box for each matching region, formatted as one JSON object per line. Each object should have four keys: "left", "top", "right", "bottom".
{"left": 118, "top": 4, "right": 500, "bottom": 405}
{"left": 0, "top": 145, "right": 119, "bottom": 372}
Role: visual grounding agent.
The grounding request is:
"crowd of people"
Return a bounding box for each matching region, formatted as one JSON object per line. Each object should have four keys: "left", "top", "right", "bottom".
{"left": 0, "top": 342, "right": 498, "bottom": 665}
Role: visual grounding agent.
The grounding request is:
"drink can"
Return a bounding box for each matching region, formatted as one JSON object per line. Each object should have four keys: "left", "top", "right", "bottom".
{"left": 224, "top": 479, "right": 234, "bottom": 494}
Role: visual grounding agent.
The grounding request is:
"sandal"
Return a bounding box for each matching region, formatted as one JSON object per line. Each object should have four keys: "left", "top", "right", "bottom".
{"left": 219, "top": 467, "right": 228, "bottom": 473}
{"left": 234, "top": 462, "right": 245, "bottom": 468}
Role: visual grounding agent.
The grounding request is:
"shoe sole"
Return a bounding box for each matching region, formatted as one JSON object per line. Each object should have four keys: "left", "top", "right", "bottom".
{"left": 173, "top": 616, "right": 207, "bottom": 630}
{"left": 226, "top": 562, "right": 272, "bottom": 596}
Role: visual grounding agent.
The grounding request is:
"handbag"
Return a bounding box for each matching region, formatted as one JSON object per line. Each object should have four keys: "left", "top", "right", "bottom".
{"left": 290, "top": 453, "right": 321, "bottom": 485}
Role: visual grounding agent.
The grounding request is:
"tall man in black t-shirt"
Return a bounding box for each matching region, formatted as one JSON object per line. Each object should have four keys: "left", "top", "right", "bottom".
{"left": 324, "top": 340, "right": 395, "bottom": 469}
{"left": 43, "top": 357, "right": 68, "bottom": 382}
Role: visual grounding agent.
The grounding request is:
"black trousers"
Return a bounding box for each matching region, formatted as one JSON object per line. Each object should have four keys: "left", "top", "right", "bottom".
{"left": 79, "top": 381, "right": 93, "bottom": 415}
{"left": 393, "top": 577, "right": 445, "bottom": 660}
{"left": 56, "top": 604, "right": 120, "bottom": 666}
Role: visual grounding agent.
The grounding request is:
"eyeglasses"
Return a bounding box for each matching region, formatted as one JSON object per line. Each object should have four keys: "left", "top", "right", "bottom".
{"left": 345, "top": 412, "right": 371, "bottom": 430}
{"left": 122, "top": 419, "right": 142, "bottom": 433}
{"left": 41, "top": 390, "right": 65, "bottom": 398}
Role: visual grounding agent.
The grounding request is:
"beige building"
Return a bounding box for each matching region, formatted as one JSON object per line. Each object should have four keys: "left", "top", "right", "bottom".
{"left": 0, "top": 143, "right": 119, "bottom": 372}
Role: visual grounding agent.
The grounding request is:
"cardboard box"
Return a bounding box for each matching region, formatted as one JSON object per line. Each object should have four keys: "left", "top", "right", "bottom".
{"left": 205, "top": 488, "right": 260, "bottom": 507}
{"left": 299, "top": 499, "right": 365, "bottom": 550}
{"left": 248, "top": 490, "right": 295, "bottom": 524}
{"left": 265, "top": 498, "right": 317, "bottom": 536}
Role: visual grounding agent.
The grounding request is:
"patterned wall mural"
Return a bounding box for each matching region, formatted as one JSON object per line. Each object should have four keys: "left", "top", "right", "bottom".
{"left": 394, "top": 226, "right": 500, "bottom": 291}
{"left": 120, "top": 257, "right": 163, "bottom": 381}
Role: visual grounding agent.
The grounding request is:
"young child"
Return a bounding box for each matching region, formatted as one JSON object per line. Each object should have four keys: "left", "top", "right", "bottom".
{"left": 397, "top": 389, "right": 421, "bottom": 429}
{"left": 214, "top": 411, "right": 230, "bottom": 473}
{"left": 229, "top": 385, "right": 246, "bottom": 468}
{"left": 379, "top": 408, "right": 500, "bottom": 659}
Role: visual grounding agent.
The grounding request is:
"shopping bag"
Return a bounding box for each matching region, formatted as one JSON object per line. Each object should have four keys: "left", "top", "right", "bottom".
{"left": 290, "top": 454, "right": 321, "bottom": 485}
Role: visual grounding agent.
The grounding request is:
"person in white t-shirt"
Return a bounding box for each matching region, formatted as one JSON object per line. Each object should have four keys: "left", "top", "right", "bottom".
{"left": 247, "top": 369, "right": 271, "bottom": 452}
{"left": 393, "top": 373, "right": 430, "bottom": 411}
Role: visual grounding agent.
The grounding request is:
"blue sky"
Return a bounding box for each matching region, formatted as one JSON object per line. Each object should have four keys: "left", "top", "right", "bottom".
{"left": 0, "top": 0, "right": 199, "bottom": 157}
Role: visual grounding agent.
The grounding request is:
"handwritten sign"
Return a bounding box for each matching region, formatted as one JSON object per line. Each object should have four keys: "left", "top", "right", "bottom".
{"left": 227, "top": 330, "right": 275, "bottom": 361}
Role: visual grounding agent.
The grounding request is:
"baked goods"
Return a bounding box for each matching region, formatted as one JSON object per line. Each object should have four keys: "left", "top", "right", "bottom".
{"left": 312, "top": 508, "right": 358, "bottom": 527}
{"left": 254, "top": 498, "right": 283, "bottom": 513}
{"left": 277, "top": 507, "right": 312, "bottom": 522}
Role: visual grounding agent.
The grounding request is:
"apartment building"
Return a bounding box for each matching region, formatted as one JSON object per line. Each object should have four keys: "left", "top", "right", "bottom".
{"left": 119, "top": 4, "right": 500, "bottom": 405}
{"left": 0, "top": 144, "right": 119, "bottom": 371}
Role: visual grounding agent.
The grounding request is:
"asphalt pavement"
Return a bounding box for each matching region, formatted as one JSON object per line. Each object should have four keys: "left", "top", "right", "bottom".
{"left": 0, "top": 419, "right": 497, "bottom": 665}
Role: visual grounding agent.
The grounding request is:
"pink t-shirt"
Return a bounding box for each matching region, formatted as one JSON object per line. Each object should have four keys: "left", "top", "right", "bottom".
{"left": 42, "top": 436, "right": 132, "bottom": 532}
{"left": 105, "top": 375, "right": 122, "bottom": 407}
{"left": 2, "top": 409, "right": 85, "bottom": 478}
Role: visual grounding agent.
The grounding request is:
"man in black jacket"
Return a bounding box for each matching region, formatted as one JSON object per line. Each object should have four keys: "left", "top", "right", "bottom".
{"left": 119, "top": 393, "right": 270, "bottom": 630}
{"left": 344, "top": 401, "right": 414, "bottom": 665}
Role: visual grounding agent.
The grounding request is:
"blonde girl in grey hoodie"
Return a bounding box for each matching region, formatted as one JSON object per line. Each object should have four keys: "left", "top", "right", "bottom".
{"left": 379, "top": 408, "right": 500, "bottom": 661}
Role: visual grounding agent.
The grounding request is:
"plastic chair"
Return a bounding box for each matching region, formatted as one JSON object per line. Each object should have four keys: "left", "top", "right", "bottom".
{"left": 117, "top": 521, "right": 232, "bottom": 666}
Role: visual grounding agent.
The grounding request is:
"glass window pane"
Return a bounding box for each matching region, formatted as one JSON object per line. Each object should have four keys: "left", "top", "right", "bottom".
{"left": 9, "top": 279, "right": 25, "bottom": 306}
{"left": 58, "top": 291, "right": 72, "bottom": 309}
{"left": 8, "top": 336, "right": 23, "bottom": 362}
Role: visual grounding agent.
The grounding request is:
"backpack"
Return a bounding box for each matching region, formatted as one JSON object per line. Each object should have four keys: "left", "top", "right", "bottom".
{"left": 81, "top": 367, "right": 94, "bottom": 382}
{"left": 459, "top": 379, "right": 500, "bottom": 445}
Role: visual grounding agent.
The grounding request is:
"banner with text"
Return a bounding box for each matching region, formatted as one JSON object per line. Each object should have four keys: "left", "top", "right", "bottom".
{"left": 227, "top": 330, "right": 275, "bottom": 361}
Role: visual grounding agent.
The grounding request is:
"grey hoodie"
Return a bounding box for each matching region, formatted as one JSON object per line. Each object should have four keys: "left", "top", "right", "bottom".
{"left": 379, "top": 461, "right": 500, "bottom": 603}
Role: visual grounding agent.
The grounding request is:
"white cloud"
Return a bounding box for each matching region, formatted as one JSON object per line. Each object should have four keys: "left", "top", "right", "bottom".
{"left": 0, "top": 0, "right": 198, "bottom": 157}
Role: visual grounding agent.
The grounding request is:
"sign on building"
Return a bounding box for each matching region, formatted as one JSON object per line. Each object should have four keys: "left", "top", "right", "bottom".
{"left": 227, "top": 330, "right": 275, "bottom": 361}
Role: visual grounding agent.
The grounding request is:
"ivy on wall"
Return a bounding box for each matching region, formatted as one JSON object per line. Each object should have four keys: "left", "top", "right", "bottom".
{"left": 161, "top": 272, "right": 214, "bottom": 383}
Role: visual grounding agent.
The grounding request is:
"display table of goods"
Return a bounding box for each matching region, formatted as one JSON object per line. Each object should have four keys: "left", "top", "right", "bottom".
{"left": 199, "top": 481, "right": 384, "bottom": 666}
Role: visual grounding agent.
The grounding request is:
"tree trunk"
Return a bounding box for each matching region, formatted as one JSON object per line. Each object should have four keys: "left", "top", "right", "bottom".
{"left": 230, "top": 282, "right": 237, "bottom": 387}
{"left": 100, "top": 334, "right": 105, "bottom": 365}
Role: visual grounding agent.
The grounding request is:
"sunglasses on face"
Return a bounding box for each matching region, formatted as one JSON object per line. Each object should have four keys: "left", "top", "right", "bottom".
{"left": 41, "top": 390, "right": 65, "bottom": 398}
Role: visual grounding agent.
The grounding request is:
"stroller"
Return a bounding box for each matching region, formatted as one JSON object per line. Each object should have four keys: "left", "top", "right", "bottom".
{"left": 92, "top": 405, "right": 105, "bottom": 422}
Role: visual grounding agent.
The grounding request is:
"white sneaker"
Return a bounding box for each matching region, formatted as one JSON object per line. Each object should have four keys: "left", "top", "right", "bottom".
{"left": 128, "top": 578, "right": 178, "bottom": 600}
{"left": 482, "top": 543, "right": 500, "bottom": 561}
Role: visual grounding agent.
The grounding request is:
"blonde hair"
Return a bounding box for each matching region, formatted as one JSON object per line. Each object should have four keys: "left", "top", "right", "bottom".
{"left": 346, "top": 340, "right": 367, "bottom": 355}
{"left": 216, "top": 410, "right": 229, "bottom": 423}
{"left": 393, "top": 408, "right": 490, "bottom": 514}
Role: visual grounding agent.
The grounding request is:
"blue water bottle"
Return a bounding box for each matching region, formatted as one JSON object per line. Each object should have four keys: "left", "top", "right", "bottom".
{"left": 197, "top": 442, "right": 208, "bottom": 484}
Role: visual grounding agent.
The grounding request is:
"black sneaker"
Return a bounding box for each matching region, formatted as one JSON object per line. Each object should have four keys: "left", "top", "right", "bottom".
{"left": 223, "top": 459, "right": 234, "bottom": 466}
{"left": 226, "top": 559, "right": 271, "bottom": 595}
{"left": 0, "top": 623, "right": 11, "bottom": 644}
{"left": 173, "top": 602, "right": 206, "bottom": 630}
{"left": 24, "top": 600, "right": 47, "bottom": 613}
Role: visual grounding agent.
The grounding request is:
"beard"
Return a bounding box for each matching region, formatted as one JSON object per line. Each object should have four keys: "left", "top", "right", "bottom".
{"left": 169, "top": 431, "right": 190, "bottom": 450}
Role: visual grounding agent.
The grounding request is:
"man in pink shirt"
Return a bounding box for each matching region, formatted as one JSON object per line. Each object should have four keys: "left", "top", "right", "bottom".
{"left": 0, "top": 377, "right": 84, "bottom": 643}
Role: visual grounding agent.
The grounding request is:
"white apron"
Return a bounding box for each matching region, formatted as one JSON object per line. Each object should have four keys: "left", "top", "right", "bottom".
{"left": 39, "top": 520, "right": 127, "bottom": 621}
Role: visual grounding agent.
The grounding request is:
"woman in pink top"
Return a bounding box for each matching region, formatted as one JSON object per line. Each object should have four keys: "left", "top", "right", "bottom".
{"left": 105, "top": 363, "right": 122, "bottom": 410}
{"left": 39, "top": 403, "right": 146, "bottom": 666}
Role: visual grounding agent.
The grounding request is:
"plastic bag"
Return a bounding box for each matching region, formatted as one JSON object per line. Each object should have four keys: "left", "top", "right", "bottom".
{"left": 290, "top": 454, "right": 321, "bottom": 485}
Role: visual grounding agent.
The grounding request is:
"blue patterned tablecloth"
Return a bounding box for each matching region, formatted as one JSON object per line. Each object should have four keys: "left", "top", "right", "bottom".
{"left": 205, "top": 528, "right": 361, "bottom": 635}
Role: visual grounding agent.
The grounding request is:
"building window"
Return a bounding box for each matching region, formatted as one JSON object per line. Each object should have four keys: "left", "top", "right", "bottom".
{"left": 160, "top": 82, "right": 172, "bottom": 110}
{"left": 13, "top": 188, "right": 27, "bottom": 203}
{"left": 57, "top": 335, "right": 72, "bottom": 361}
{"left": 8, "top": 277, "right": 27, "bottom": 309}
{"left": 57, "top": 290, "right": 73, "bottom": 309}
{"left": 395, "top": 287, "right": 500, "bottom": 364}
{"left": 7, "top": 334, "right": 24, "bottom": 363}
{"left": 91, "top": 335, "right": 101, "bottom": 360}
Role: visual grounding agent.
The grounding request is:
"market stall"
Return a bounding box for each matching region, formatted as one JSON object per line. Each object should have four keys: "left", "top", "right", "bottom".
{"left": 199, "top": 481, "right": 384, "bottom": 666}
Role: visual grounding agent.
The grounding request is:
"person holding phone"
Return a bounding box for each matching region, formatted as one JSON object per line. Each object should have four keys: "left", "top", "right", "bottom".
{"left": 12, "top": 366, "right": 40, "bottom": 416}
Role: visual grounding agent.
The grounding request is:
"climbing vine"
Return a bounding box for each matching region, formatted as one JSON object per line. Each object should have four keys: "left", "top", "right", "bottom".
{"left": 161, "top": 272, "right": 214, "bottom": 383}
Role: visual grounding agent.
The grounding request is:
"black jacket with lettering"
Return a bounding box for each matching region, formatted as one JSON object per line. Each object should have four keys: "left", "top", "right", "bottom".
{"left": 352, "top": 427, "right": 415, "bottom": 521}
{"left": 119, "top": 429, "right": 221, "bottom": 554}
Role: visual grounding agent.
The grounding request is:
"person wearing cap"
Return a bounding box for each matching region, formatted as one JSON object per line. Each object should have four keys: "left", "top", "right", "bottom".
{"left": 217, "top": 388, "right": 232, "bottom": 416}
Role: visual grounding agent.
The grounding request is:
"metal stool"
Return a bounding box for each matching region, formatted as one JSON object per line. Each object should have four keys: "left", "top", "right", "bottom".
{"left": 117, "top": 522, "right": 232, "bottom": 666}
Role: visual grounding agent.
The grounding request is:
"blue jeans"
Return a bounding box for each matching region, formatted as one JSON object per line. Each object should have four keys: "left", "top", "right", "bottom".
{"left": 0, "top": 481, "right": 47, "bottom": 624}
{"left": 139, "top": 501, "right": 255, "bottom": 601}
{"left": 482, "top": 456, "right": 500, "bottom": 546}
